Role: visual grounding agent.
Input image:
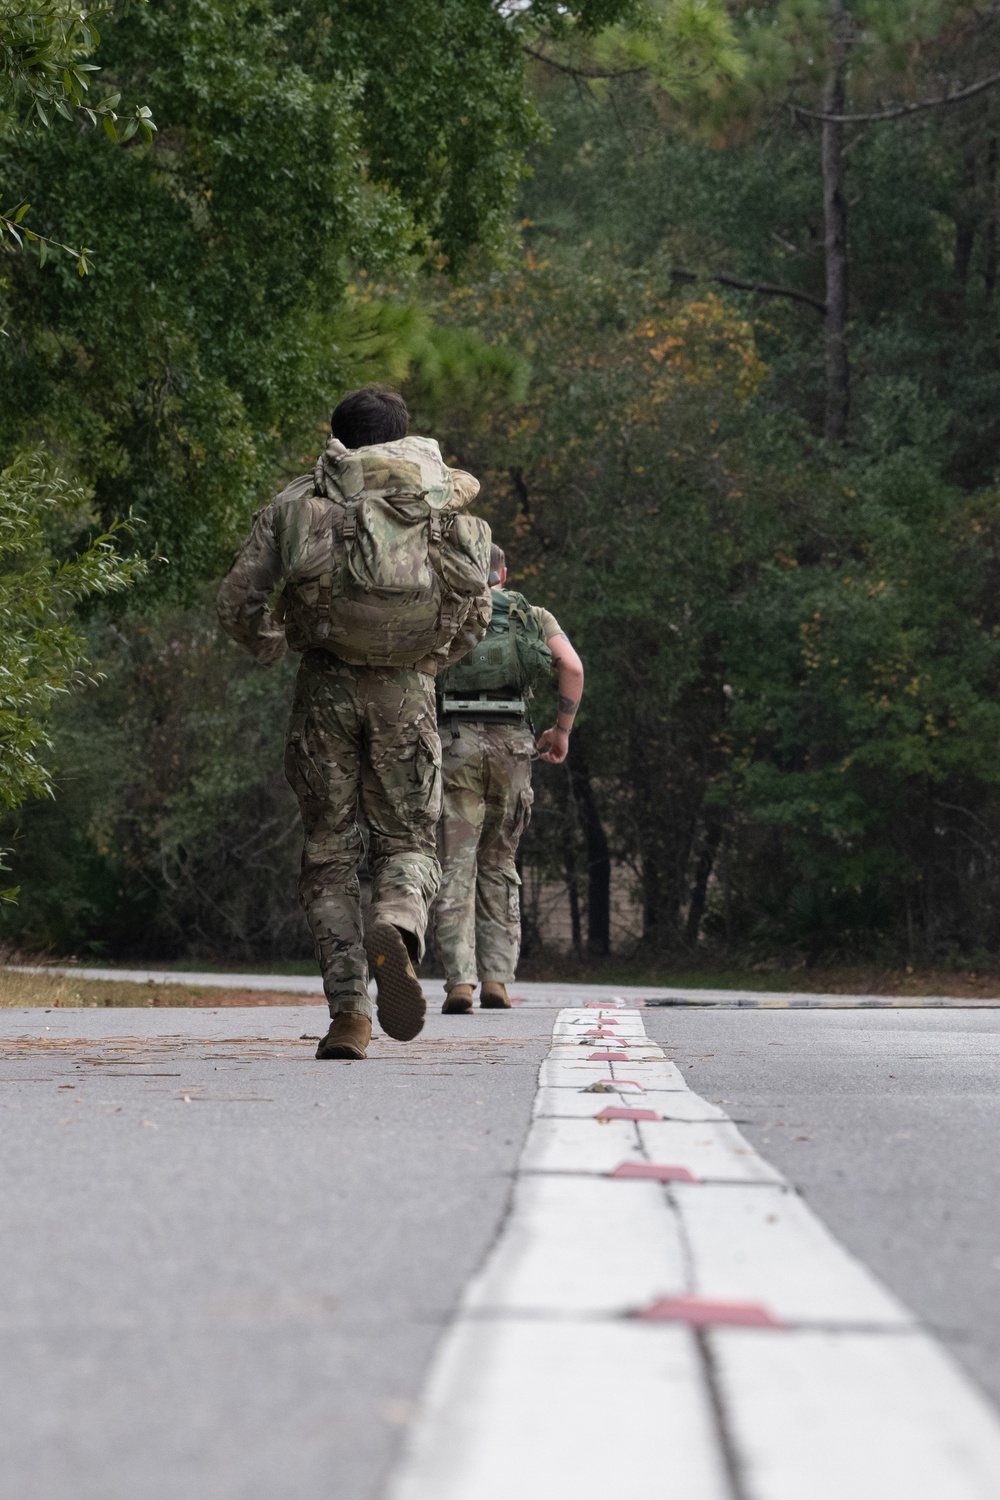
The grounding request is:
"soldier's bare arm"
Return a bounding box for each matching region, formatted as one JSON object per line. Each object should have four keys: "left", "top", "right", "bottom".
{"left": 216, "top": 503, "right": 288, "bottom": 665}
{"left": 536, "top": 632, "right": 584, "bottom": 765}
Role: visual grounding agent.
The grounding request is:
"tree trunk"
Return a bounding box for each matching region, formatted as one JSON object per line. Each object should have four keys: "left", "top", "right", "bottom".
{"left": 822, "top": 1, "right": 850, "bottom": 444}
{"left": 515, "top": 844, "right": 540, "bottom": 957}
{"left": 985, "top": 140, "right": 998, "bottom": 300}
{"left": 955, "top": 151, "right": 977, "bottom": 286}
{"left": 562, "top": 773, "right": 584, "bottom": 959}
{"left": 567, "top": 741, "right": 611, "bottom": 956}
{"left": 685, "top": 821, "right": 722, "bottom": 946}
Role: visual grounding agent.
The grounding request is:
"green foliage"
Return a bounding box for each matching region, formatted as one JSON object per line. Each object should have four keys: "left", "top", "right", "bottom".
{"left": 0, "top": 451, "right": 144, "bottom": 811}
{"left": 523, "top": 66, "right": 1000, "bottom": 479}
{"left": 11, "top": 0, "right": 1000, "bottom": 971}
{"left": 417, "top": 65, "right": 1000, "bottom": 963}
{"left": 0, "top": 0, "right": 154, "bottom": 133}
{"left": 713, "top": 454, "right": 1000, "bottom": 956}
{"left": 0, "top": 452, "right": 143, "bottom": 897}
{"left": 0, "top": 0, "right": 599, "bottom": 603}
{"left": 306, "top": 0, "right": 538, "bottom": 268}
{"left": 0, "top": 0, "right": 156, "bottom": 269}
{"left": 0, "top": 594, "right": 309, "bottom": 951}
{"left": 657, "top": 0, "right": 1000, "bottom": 129}
{"left": 590, "top": 0, "right": 747, "bottom": 100}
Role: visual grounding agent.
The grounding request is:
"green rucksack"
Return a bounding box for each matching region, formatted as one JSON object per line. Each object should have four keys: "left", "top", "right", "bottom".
{"left": 275, "top": 435, "right": 491, "bottom": 668}
{"left": 439, "top": 588, "right": 552, "bottom": 698}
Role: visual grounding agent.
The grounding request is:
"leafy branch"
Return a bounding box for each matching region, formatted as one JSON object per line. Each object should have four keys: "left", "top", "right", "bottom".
{"left": 0, "top": 452, "right": 147, "bottom": 823}
{"left": 0, "top": 199, "right": 92, "bottom": 273}
{"left": 1, "top": 0, "right": 156, "bottom": 271}
{"left": 3, "top": 0, "right": 156, "bottom": 130}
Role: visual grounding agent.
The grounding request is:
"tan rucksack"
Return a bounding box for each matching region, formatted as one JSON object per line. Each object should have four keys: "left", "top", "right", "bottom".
{"left": 274, "top": 436, "right": 491, "bottom": 668}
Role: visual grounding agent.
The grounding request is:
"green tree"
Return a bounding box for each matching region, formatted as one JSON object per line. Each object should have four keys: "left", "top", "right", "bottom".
{"left": 0, "top": 452, "right": 143, "bottom": 896}
{"left": 421, "top": 66, "right": 1000, "bottom": 963}
{"left": 0, "top": 0, "right": 636, "bottom": 599}
{"left": 538, "top": 0, "right": 1000, "bottom": 443}
{"left": 1, "top": 0, "right": 156, "bottom": 267}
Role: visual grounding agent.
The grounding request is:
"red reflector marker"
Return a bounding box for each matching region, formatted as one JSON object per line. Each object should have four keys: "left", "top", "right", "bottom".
{"left": 609, "top": 1162, "right": 699, "bottom": 1183}
{"left": 638, "top": 1295, "right": 786, "bottom": 1329}
{"left": 588, "top": 1052, "right": 629, "bottom": 1062}
{"left": 594, "top": 1106, "right": 661, "bottom": 1122}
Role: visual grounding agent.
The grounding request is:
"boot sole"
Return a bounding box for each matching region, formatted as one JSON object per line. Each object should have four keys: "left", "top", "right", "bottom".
{"left": 480, "top": 997, "right": 512, "bottom": 1009}
{"left": 365, "top": 923, "right": 426, "bottom": 1042}
{"left": 315, "top": 1041, "right": 367, "bottom": 1059}
{"left": 442, "top": 999, "right": 474, "bottom": 1014}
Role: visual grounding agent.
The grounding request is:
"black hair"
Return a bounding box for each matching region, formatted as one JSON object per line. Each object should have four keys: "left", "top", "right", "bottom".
{"left": 330, "top": 384, "right": 409, "bottom": 449}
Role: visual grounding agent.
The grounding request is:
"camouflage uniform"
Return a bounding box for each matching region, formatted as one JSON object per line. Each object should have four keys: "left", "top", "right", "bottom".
{"left": 433, "top": 720, "right": 535, "bottom": 988}
{"left": 284, "top": 654, "right": 441, "bottom": 1017}
{"left": 218, "top": 442, "right": 488, "bottom": 1019}
{"left": 432, "top": 604, "right": 562, "bottom": 990}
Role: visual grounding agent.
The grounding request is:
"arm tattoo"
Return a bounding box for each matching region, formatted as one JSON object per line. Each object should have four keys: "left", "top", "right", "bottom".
{"left": 558, "top": 696, "right": 580, "bottom": 718}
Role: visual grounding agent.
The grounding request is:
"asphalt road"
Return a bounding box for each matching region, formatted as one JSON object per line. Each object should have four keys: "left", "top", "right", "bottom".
{"left": 2, "top": 1000, "right": 999, "bottom": 1498}
{"left": 648, "top": 1007, "right": 1000, "bottom": 1407}
{"left": 0, "top": 1008, "right": 550, "bottom": 1500}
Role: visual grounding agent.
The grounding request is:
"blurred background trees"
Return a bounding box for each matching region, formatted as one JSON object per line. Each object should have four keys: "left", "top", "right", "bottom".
{"left": 6, "top": 0, "right": 1000, "bottom": 970}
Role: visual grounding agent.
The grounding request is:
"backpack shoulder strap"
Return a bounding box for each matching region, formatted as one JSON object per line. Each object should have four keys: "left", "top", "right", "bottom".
{"left": 502, "top": 589, "right": 535, "bottom": 628}
{"left": 315, "top": 500, "right": 349, "bottom": 634}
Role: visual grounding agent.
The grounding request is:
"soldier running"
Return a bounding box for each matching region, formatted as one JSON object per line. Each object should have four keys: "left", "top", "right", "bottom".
{"left": 432, "top": 545, "right": 585, "bottom": 1012}
{"left": 217, "top": 386, "right": 491, "bottom": 1058}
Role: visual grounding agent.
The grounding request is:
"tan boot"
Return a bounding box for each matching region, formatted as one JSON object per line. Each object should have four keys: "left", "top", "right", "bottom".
{"left": 364, "top": 921, "right": 427, "bottom": 1041}
{"left": 443, "top": 984, "right": 474, "bottom": 1015}
{"left": 480, "top": 981, "right": 512, "bottom": 1009}
{"left": 315, "top": 1013, "right": 372, "bottom": 1060}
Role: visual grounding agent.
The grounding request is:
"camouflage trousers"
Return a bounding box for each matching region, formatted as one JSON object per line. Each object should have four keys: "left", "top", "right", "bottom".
{"left": 431, "top": 719, "right": 535, "bottom": 990}
{"left": 284, "top": 651, "right": 442, "bottom": 1018}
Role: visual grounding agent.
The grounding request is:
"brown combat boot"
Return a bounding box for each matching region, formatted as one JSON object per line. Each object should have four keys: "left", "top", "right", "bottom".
{"left": 364, "top": 921, "right": 427, "bottom": 1041}
{"left": 442, "top": 984, "right": 474, "bottom": 1015}
{"left": 480, "top": 981, "right": 512, "bottom": 1009}
{"left": 315, "top": 1013, "right": 372, "bottom": 1060}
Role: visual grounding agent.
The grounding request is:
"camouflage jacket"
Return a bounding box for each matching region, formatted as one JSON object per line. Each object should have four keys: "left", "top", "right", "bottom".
{"left": 217, "top": 438, "right": 490, "bottom": 675}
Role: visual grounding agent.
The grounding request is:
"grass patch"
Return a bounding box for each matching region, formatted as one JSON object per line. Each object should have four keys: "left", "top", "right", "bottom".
{"left": 0, "top": 969, "right": 321, "bottom": 1008}
{"left": 515, "top": 955, "right": 1000, "bottom": 998}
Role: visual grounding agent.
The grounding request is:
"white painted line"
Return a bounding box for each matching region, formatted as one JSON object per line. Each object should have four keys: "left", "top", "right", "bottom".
{"left": 676, "top": 1183, "right": 911, "bottom": 1326}
{"left": 716, "top": 1330, "right": 1000, "bottom": 1498}
{"left": 464, "top": 1174, "right": 686, "bottom": 1315}
{"left": 386, "top": 1005, "right": 1000, "bottom": 1499}
{"left": 637, "top": 1119, "right": 787, "bottom": 1183}
{"left": 536, "top": 1057, "right": 621, "bottom": 1087}
{"left": 533, "top": 1085, "right": 728, "bottom": 1120}
{"left": 518, "top": 1115, "right": 647, "bottom": 1174}
{"left": 387, "top": 1321, "right": 729, "bottom": 1500}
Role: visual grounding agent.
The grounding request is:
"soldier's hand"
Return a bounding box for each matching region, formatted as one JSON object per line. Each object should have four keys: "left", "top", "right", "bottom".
{"left": 537, "top": 726, "right": 569, "bottom": 764}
